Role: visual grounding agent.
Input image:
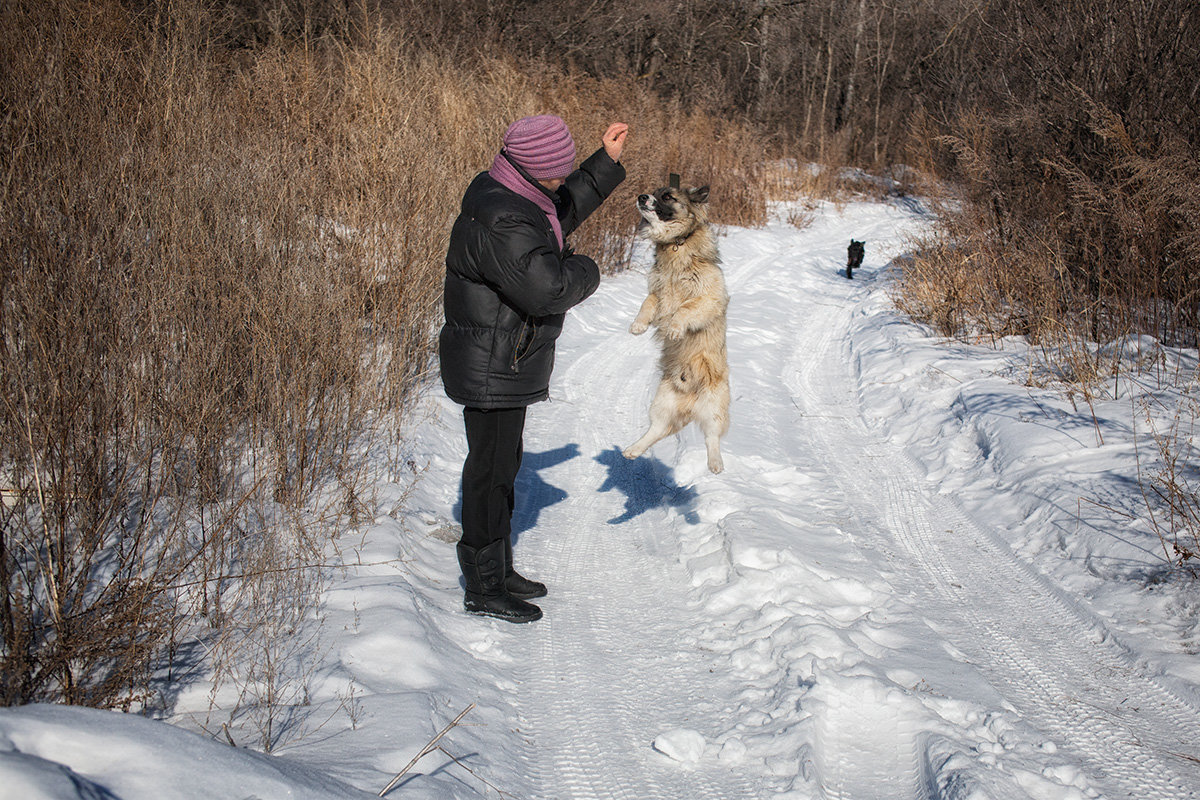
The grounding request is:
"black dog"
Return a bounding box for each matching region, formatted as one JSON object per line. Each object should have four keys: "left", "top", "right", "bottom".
{"left": 846, "top": 239, "right": 865, "bottom": 279}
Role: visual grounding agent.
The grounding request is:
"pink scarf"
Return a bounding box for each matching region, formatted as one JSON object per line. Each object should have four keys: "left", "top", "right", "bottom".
{"left": 489, "top": 151, "right": 564, "bottom": 249}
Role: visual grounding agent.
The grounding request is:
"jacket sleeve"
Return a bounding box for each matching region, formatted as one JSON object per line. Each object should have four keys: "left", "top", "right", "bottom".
{"left": 486, "top": 215, "right": 601, "bottom": 317}
{"left": 557, "top": 148, "right": 626, "bottom": 238}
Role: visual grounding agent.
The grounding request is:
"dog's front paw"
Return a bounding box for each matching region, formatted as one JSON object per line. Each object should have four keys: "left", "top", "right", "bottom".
{"left": 665, "top": 323, "right": 686, "bottom": 340}
{"left": 630, "top": 320, "right": 648, "bottom": 335}
{"left": 622, "top": 446, "right": 642, "bottom": 460}
{"left": 708, "top": 455, "right": 724, "bottom": 474}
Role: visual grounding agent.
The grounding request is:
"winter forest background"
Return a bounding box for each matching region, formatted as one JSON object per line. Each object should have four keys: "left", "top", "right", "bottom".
{"left": 2, "top": 0, "right": 1199, "bottom": 743}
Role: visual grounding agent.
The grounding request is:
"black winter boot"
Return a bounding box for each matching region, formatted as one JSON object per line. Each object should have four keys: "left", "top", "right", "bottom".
{"left": 457, "top": 540, "right": 542, "bottom": 623}
{"left": 504, "top": 538, "right": 547, "bottom": 600}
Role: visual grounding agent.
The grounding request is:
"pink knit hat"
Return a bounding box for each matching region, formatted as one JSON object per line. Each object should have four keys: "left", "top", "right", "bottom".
{"left": 503, "top": 115, "right": 576, "bottom": 180}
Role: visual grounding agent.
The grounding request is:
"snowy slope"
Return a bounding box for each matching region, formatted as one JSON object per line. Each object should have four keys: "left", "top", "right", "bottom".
{"left": 4, "top": 197, "right": 1200, "bottom": 800}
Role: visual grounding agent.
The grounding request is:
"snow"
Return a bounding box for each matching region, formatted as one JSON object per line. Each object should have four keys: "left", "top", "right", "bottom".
{"left": 4, "top": 196, "right": 1200, "bottom": 799}
{"left": 652, "top": 728, "right": 708, "bottom": 764}
{"left": 0, "top": 704, "right": 373, "bottom": 799}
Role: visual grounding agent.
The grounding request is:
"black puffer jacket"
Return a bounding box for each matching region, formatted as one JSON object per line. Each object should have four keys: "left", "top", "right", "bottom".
{"left": 439, "top": 148, "right": 626, "bottom": 408}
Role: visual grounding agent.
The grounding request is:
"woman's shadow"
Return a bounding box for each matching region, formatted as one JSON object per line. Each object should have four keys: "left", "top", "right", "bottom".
{"left": 512, "top": 443, "right": 580, "bottom": 536}
{"left": 595, "top": 446, "right": 699, "bottom": 524}
{"left": 452, "top": 443, "right": 580, "bottom": 542}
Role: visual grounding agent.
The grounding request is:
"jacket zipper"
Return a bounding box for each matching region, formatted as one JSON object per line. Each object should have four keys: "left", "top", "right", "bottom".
{"left": 511, "top": 318, "right": 534, "bottom": 373}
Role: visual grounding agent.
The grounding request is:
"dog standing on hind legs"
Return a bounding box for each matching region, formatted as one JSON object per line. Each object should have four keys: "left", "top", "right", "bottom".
{"left": 623, "top": 184, "right": 730, "bottom": 474}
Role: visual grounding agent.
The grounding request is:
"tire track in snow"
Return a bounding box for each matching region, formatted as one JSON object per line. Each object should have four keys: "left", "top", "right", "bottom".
{"left": 720, "top": 221, "right": 943, "bottom": 800}
{"left": 509, "top": 278, "right": 765, "bottom": 800}
{"left": 785, "top": 249, "right": 1200, "bottom": 799}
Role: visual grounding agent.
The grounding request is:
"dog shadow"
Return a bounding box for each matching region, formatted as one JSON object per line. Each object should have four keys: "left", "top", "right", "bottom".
{"left": 452, "top": 443, "right": 580, "bottom": 543}
{"left": 595, "top": 446, "right": 700, "bottom": 525}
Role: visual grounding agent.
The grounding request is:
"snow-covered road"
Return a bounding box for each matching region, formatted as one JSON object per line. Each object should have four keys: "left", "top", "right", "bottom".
{"left": 484, "top": 201, "right": 1200, "bottom": 799}
{"left": 6, "top": 198, "right": 1200, "bottom": 800}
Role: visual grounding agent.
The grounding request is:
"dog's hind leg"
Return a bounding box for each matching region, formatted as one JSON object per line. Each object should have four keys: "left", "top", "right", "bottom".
{"left": 623, "top": 380, "right": 682, "bottom": 461}
{"left": 695, "top": 389, "right": 729, "bottom": 474}
{"left": 702, "top": 426, "right": 724, "bottom": 473}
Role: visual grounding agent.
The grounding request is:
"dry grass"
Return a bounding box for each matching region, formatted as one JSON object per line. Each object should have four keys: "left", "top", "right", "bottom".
{"left": 1140, "top": 391, "right": 1200, "bottom": 574}
{"left": 0, "top": 0, "right": 775, "bottom": 717}
{"left": 896, "top": 97, "right": 1200, "bottom": 361}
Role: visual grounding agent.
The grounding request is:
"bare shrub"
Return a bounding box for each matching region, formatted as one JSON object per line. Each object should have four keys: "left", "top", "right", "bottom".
{"left": 200, "top": 508, "right": 329, "bottom": 753}
{"left": 785, "top": 203, "right": 818, "bottom": 230}
{"left": 1141, "top": 393, "right": 1200, "bottom": 573}
{"left": 0, "top": 0, "right": 443, "bottom": 710}
{"left": 0, "top": 0, "right": 196, "bottom": 708}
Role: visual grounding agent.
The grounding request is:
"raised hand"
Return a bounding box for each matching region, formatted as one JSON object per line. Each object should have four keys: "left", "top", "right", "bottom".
{"left": 602, "top": 122, "right": 629, "bottom": 162}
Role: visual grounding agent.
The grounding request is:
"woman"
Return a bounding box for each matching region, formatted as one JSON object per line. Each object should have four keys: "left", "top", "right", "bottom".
{"left": 439, "top": 115, "right": 628, "bottom": 622}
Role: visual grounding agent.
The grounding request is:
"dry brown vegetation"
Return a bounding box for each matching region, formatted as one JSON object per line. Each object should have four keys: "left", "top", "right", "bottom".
{"left": 895, "top": 2, "right": 1200, "bottom": 351}
{"left": 0, "top": 0, "right": 771, "bottom": 719}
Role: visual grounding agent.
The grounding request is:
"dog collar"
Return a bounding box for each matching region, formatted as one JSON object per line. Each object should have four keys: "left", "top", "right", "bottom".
{"left": 669, "top": 231, "right": 694, "bottom": 251}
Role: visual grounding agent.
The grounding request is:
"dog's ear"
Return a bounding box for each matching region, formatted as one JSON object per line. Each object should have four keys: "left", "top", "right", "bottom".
{"left": 687, "top": 186, "right": 710, "bottom": 204}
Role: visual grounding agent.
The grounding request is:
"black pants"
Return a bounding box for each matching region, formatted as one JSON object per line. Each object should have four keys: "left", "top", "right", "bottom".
{"left": 460, "top": 406, "right": 526, "bottom": 550}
